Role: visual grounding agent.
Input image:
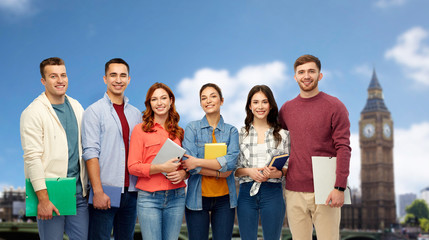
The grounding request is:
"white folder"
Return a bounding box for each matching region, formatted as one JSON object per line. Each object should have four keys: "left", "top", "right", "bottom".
{"left": 311, "top": 156, "right": 351, "bottom": 205}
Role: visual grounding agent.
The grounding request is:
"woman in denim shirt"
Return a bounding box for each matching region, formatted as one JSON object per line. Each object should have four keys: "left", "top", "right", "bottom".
{"left": 181, "top": 83, "right": 239, "bottom": 240}
{"left": 235, "top": 85, "right": 289, "bottom": 240}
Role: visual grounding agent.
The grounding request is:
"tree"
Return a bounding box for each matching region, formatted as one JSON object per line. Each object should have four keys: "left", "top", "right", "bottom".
{"left": 420, "top": 218, "right": 429, "bottom": 232}
{"left": 403, "top": 213, "right": 418, "bottom": 226}
{"left": 406, "top": 199, "right": 429, "bottom": 219}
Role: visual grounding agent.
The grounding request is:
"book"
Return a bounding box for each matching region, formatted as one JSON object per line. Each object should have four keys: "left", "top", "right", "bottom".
{"left": 25, "top": 177, "right": 76, "bottom": 217}
{"left": 204, "top": 143, "right": 227, "bottom": 159}
{"left": 152, "top": 138, "right": 186, "bottom": 175}
{"left": 88, "top": 185, "right": 122, "bottom": 208}
{"left": 311, "top": 156, "right": 351, "bottom": 205}
{"left": 268, "top": 153, "right": 289, "bottom": 170}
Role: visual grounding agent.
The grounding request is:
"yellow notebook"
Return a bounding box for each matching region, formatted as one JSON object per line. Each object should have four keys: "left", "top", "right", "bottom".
{"left": 203, "top": 143, "right": 228, "bottom": 197}
{"left": 204, "top": 143, "right": 227, "bottom": 159}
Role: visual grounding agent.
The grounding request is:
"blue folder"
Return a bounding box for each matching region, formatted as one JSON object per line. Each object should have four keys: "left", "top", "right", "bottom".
{"left": 88, "top": 185, "right": 122, "bottom": 208}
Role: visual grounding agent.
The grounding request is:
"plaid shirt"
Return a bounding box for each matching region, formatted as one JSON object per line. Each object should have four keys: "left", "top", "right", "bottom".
{"left": 236, "top": 125, "right": 290, "bottom": 184}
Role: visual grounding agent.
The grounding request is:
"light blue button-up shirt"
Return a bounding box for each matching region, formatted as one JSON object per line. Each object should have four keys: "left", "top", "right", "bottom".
{"left": 182, "top": 115, "right": 239, "bottom": 210}
{"left": 81, "top": 93, "right": 142, "bottom": 195}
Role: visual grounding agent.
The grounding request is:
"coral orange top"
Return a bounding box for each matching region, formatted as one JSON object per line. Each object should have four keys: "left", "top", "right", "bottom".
{"left": 128, "top": 122, "right": 186, "bottom": 192}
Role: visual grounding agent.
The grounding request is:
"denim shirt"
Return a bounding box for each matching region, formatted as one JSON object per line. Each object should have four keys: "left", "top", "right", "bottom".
{"left": 182, "top": 115, "right": 239, "bottom": 210}
{"left": 82, "top": 93, "right": 142, "bottom": 194}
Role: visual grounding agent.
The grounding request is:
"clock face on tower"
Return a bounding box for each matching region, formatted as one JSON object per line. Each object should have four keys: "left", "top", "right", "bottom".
{"left": 363, "top": 123, "right": 375, "bottom": 138}
{"left": 383, "top": 123, "right": 391, "bottom": 138}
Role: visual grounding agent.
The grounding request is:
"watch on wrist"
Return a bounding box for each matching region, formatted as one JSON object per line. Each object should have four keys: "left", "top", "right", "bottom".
{"left": 334, "top": 186, "right": 345, "bottom": 192}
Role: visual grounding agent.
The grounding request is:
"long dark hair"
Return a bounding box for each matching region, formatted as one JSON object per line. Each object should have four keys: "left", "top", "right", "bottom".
{"left": 199, "top": 83, "right": 223, "bottom": 101}
{"left": 142, "top": 82, "right": 184, "bottom": 141}
{"left": 244, "top": 85, "right": 282, "bottom": 147}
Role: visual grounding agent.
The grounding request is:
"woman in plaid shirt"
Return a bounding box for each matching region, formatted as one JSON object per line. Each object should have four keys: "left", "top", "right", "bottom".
{"left": 235, "top": 85, "right": 290, "bottom": 240}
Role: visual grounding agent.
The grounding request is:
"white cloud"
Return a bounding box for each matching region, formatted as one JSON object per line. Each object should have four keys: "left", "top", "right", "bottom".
{"left": 385, "top": 27, "right": 429, "bottom": 86}
{"left": 374, "top": 0, "right": 406, "bottom": 8}
{"left": 394, "top": 122, "right": 429, "bottom": 194}
{"left": 350, "top": 122, "right": 429, "bottom": 196}
{"left": 348, "top": 133, "right": 361, "bottom": 190}
{"left": 0, "top": 0, "right": 33, "bottom": 15}
{"left": 175, "top": 61, "right": 289, "bottom": 128}
{"left": 321, "top": 68, "right": 343, "bottom": 85}
{"left": 352, "top": 64, "right": 373, "bottom": 79}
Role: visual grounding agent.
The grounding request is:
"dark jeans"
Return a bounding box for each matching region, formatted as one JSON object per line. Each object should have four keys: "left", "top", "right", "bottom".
{"left": 88, "top": 188, "right": 137, "bottom": 240}
{"left": 237, "top": 182, "right": 285, "bottom": 240}
{"left": 185, "top": 195, "right": 235, "bottom": 240}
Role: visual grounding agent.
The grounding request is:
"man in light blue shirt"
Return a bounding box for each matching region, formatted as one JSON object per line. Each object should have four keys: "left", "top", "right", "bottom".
{"left": 81, "top": 58, "right": 141, "bottom": 240}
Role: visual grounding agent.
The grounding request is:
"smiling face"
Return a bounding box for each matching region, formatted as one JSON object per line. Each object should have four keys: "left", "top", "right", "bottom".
{"left": 104, "top": 63, "right": 130, "bottom": 98}
{"left": 200, "top": 86, "right": 223, "bottom": 115}
{"left": 150, "top": 88, "right": 172, "bottom": 119}
{"left": 294, "top": 61, "right": 323, "bottom": 98}
{"left": 249, "top": 91, "right": 270, "bottom": 121}
{"left": 41, "top": 65, "right": 68, "bottom": 104}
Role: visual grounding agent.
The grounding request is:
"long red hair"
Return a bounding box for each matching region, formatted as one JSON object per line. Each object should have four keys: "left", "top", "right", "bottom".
{"left": 142, "top": 82, "right": 184, "bottom": 141}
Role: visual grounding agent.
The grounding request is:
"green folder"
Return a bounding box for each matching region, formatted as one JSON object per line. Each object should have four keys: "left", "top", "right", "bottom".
{"left": 25, "top": 177, "right": 76, "bottom": 217}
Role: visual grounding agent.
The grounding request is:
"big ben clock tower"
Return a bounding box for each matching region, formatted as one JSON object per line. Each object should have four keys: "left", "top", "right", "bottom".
{"left": 360, "top": 70, "right": 396, "bottom": 229}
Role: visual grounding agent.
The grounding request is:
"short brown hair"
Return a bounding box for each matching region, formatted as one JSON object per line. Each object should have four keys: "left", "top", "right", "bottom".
{"left": 105, "top": 58, "right": 129, "bottom": 75}
{"left": 40, "top": 57, "right": 65, "bottom": 79}
{"left": 294, "top": 54, "right": 321, "bottom": 72}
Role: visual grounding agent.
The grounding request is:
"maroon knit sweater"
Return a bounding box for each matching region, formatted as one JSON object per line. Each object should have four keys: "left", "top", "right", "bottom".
{"left": 279, "top": 92, "right": 351, "bottom": 192}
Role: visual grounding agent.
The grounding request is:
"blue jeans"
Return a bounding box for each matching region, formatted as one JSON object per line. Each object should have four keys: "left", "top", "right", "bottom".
{"left": 37, "top": 194, "right": 89, "bottom": 240}
{"left": 185, "top": 195, "right": 235, "bottom": 240}
{"left": 237, "top": 182, "right": 285, "bottom": 240}
{"left": 88, "top": 188, "right": 137, "bottom": 240}
{"left": 137, "top": 188, "right": 186, "bottom": 240}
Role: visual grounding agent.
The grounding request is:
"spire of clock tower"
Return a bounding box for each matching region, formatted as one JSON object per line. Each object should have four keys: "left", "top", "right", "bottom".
{"left": 358, "top": 68, "right": 396, "bottom": 230}
{"left": 362, "top": 69, "right": 389, "bottom": 113}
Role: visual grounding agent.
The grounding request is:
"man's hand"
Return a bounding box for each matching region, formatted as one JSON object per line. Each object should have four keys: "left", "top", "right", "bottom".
{"left": 93, "top": 192, "right": 111, "bottom": 210}
{"left": 36, "top": 189, "right": 59, "bottom": 220}
{"left": 325, "top": 189, "right": 345, "bottom": 208}
{"left": 37, "top": 199, "right": 59, "bottom": 220}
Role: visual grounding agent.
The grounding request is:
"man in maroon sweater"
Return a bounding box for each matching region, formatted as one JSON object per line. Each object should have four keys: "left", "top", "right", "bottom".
{"left": 279, "top": 54, "right": 351, "bottom": 240}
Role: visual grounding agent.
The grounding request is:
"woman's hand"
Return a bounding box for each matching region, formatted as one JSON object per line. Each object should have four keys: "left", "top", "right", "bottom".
{"left": 262, "top": 166, "right": 282, "bottom": 179}
{"left": 219, "top": 171, "right": 232, "bottom": 178}
{"left": 166, "top": 169, "right": 187, "bottom": 184}
{"left": 161, "top": 158, "right": 180, "bottom": 173}
{"left": 181, "top": 154, "right": 201, "bottom": 171}
{"left": 248, "top": 168, "right": 268, "bottom": 183}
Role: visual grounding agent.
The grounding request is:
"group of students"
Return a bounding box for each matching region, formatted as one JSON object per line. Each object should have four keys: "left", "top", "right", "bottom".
{"left": 21, "top": 54, "right": 351, "bottom": 240}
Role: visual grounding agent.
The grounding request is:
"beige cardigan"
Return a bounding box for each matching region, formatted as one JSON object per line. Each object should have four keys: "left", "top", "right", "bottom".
{"left": 20, "top": 92, "right": 88, "bottom": 196}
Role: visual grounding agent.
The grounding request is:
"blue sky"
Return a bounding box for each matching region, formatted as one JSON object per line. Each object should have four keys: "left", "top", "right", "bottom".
{"left": 1, "top": 0, "right": 428, "bottom": 197}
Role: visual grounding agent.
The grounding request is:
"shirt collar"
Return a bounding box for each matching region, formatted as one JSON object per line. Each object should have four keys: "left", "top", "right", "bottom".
{"left": 103, "top": 92, "right": 129, "bottom": 106}
{"left": 201, "top": 115, "right": 225, "bottom": 132}
{"left": 249, "top": 123, "right": 274, "bottom": 134}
